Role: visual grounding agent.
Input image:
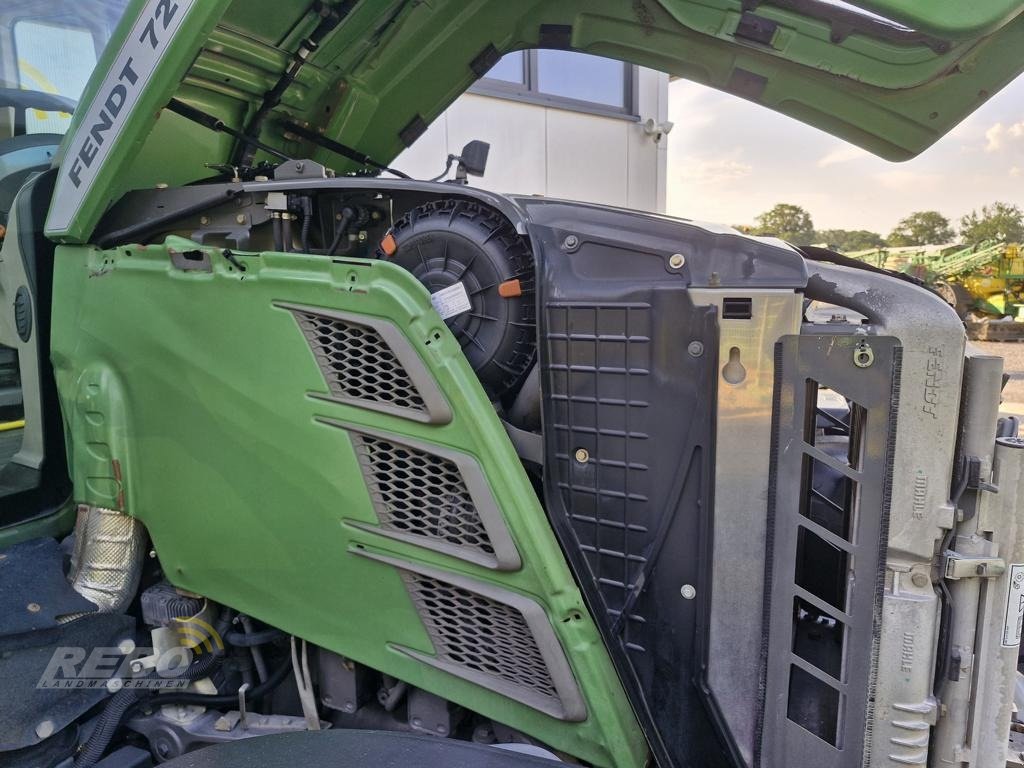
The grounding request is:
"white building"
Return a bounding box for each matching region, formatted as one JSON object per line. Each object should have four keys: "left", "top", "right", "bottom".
{"left": 396, "top": 50, "right": 671, "bottom": 213}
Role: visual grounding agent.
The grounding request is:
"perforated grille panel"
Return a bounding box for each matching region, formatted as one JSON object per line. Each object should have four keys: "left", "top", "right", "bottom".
{"left": 293, "top": 310, "right": 427, "bottom": 413}
{"left": 404, "top": 572, "right": 559, "bottom": 702}
{"left": 352, "top": 434, "right": 495, "bottom": 557}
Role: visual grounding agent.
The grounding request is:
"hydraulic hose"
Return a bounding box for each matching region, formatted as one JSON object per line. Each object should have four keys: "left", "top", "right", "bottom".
{"left": 224, "top": 626, "right": 286, "bottom": 647}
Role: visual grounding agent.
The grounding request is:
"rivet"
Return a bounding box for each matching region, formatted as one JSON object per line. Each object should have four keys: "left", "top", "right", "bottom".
{"left": 688, "top": 341, "right": 704, "bottom": 357}
{"left": 574, "top": 448, "right": 590, "bottom": 464}
{"left": 27, "top": 602, "right": 41, "bottom": 613}
{"left": 35, "top": 720, "right": 55, "bottom": 739}
{"left": 680, "top": 584, "right": 697, "bottom": 600}
{"left": 911, "top": 572, "right": 929, "bottom": 588}
{"left": 669, "top": 253, "right": 685, "bottom": 269}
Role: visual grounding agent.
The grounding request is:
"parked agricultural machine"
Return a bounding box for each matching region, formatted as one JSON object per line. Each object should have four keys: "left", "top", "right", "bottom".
{"left": 848, "top": 240, "right": 1024, "bottom": 339}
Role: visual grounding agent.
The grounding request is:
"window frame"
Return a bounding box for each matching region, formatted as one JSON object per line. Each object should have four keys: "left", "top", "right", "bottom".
{"left": 469, "top": 49, "right": 640, "bottom": 122}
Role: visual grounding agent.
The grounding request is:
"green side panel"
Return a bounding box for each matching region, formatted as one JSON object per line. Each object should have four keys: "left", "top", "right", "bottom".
{"left": 50, "top": 239, "right": 648, "bottom": 768}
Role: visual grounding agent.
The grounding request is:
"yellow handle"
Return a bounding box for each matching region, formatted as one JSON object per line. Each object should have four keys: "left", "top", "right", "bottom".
{"left": 0, "top": 419, "right": 25, "bottom": 433}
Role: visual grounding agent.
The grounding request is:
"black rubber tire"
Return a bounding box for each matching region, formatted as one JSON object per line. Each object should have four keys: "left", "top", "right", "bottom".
{"left": 933, "top": 280, "right": 973, "bottom": 318}
{"left": 384, "top": 200, "right": 536, "bottom": 399}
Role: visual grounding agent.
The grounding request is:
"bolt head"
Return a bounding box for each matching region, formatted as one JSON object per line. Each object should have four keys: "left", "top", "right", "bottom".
{"left": 669, "top": 253, "right": 685, "bottom": 269}
{"left": 235, "top": 214, "right": 246, "bottom": 225}
{"left": 199, "top": 216, "right": 209, "bottom": 225}
{"left": 26, "top": 602, "right": 41, "bottom": 613}
{"left": 574, "top": 448, "right": 590, "bottom": 464}
{"left": 563, "top": 235, "right": 579, "bottom": 250}
{"left": 687, "top": 341, "right": 704, "bottom": 357}
{"left": 118, "top": 638, "right": 136, "bottom": 655}
{"left": 106, "top": 677, "right": 124, "bottom": 693}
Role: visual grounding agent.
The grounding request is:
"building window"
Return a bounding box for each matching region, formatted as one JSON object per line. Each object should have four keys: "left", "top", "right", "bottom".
{"left": 470, "top": 50, "right": 637, "bottom": 119}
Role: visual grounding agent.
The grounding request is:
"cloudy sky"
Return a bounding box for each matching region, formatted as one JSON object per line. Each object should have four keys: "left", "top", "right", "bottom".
{"left": 665, "top": 74, "right": 1024, "bottom": 235}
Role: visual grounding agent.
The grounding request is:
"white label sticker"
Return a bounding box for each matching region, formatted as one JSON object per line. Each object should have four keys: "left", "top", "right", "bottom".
{"left": 430, "top": 282, "right": 472, "bottom": 321}
{"left": 1002, "top": 563, "right": 1024, "bottom": 647}
{"left": 46, "top": 0, "right": 196, "bottom": 235}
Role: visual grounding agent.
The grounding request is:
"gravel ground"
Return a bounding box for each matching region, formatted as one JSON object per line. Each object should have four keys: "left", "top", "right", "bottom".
{"left": 972, "top": 341, "right": 1024, "bottom": 411}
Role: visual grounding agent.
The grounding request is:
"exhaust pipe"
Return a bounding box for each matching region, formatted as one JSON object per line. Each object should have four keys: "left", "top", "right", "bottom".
{"left": 69, "top": 504, "right": 146, "bottom": 613}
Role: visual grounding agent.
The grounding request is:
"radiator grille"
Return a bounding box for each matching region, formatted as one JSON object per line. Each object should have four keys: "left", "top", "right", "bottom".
{"left": 404, "top": 573, "right": 559, "bottom": 701}
{"left": 294, "top": 310, "right": 427, "bottom": 413}
{"left": 352, "top": 434, "right": 495, "bottom": 557}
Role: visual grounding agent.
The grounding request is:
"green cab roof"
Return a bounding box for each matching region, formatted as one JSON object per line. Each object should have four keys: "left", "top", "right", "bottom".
{"left": 46, "top": 0, "right": 1024, "bottom": 242}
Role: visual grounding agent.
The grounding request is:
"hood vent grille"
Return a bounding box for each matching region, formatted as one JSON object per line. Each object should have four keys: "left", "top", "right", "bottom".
{"left": 293, "top": 309, "right": 428, "bottom": 414}
{"left": 352, "top": 433, "right": 495, "bottom": 558}
{"left": 404, "top": 572, "right": 560, "bottom": 702}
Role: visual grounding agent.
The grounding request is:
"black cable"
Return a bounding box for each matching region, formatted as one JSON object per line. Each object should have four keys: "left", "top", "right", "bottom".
{"left": 223, "top": 626, "right": 286, "bottom": 647}
{"left": 73, "top": 649, "right": 225, "bottom": 768}
{"left": 129, "top": 652, "right": 293, "bottom": 713}
{"left": 327, "top": 208, "right": 354, "bottom": 256}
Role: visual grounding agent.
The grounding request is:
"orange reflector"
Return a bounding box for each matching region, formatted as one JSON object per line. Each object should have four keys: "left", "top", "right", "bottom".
{"left": 380, "top": 233, "right": 397, "bottom": 257}
{"left": 498, "top": 279, "right": 522, "bottom": 298}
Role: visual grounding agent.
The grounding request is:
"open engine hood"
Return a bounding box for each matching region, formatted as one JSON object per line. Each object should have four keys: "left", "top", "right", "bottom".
{"left": 46, "top": 0, "right": 1024, "bottom": 242}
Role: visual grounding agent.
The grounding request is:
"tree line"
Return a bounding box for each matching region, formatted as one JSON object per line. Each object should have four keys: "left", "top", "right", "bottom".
{"left": 737, "top": 201, "right": 1024, "bottom": 252}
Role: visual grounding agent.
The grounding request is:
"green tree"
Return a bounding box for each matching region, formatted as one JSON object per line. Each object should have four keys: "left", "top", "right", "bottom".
{"left": 959, "top": 202, "right": 1024, "bottom": 246}
{"left": 752, "top": 203, "right": 815, "bottom": 245}
{"left": 815, "top": 229, "right": 886, "bottom": 253}
{"left": 887, "top": 211, "right": 955, "bottom": 246}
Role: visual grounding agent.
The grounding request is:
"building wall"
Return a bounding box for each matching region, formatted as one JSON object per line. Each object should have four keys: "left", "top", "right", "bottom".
{"left": 395, "top": 67, "right": 670, "bottom": 213}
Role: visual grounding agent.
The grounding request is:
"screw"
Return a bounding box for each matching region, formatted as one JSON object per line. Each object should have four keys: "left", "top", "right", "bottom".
{"left": 27, "top": 602, "right": 41, "bottom": 613}
{"left": 563, "top": 234, "right": 579, "bottom": 250}
{"left": 235, "top": 214, "right": 246, "bottom": 225}
{"left": 680, "top": 584, "right": 697, "bottom": 600}
{"left": 199, "top": 216, "right": 209, "bottom": 225}
{"left": 574, "top": 448, "right": 590, "bottom": 464}
{"left": 911, "top": 572, "right": 929, "bottom": 588}
{"left": 118, "top": 638, "right": 136, "bottom": 655}
{"left": 106, "top": 677, "right": 124, "bottom": 693}
{"left": 669, "top": 253, "right": 685, "bottom": 269}
{"left": 688, "top": 341, "right": 704, "bottom": 357}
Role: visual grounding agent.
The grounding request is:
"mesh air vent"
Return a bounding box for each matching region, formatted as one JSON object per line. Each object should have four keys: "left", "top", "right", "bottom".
{"left": 352, "top": 434, "right": 495, "bottom": 557}
{"left": 404, "top": 573, "right": 559, "bottom": 702}
{"left": 293, "top": 310, "right": 427, "bottom": 413}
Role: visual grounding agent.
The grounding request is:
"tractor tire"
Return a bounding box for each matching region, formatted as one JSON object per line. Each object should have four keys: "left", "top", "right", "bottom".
{"left": 934, "top": 281, "right": 973, "bottom": 318}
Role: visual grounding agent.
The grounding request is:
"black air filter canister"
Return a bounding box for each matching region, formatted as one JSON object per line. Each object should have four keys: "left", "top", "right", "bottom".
{"left": 380, "top": 200, "right": 535, "bottom": 399}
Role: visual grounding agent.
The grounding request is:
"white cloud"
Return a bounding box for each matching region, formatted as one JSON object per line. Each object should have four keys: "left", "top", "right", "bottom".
{"left": 816, "top": 144, "right": 871, "bottom": 167}
{"left": 984, "top": 121, "right": 1024, "bottom": 152}
{"left": 677, "top": 157, "right": 752, "bottom": 185}
{"left": 872, "top": 170, "right": 943, "bottom": 190}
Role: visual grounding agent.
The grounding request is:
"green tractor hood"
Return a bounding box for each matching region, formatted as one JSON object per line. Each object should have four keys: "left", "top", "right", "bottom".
{"left": 45, "top": 0, "right": 1024, "bottom": 243}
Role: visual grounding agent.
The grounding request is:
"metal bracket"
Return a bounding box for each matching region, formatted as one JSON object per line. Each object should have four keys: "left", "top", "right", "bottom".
{"left": 944, "top": 554, "right": 1007, "bottom": 579}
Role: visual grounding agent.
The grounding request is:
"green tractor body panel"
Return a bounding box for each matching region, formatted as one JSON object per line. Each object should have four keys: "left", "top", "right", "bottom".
{"left": 45, "top": 0, "right": 1024, "bottom": 243}
{"left": 49, "top": 237, "right": 648, "bottom": 767}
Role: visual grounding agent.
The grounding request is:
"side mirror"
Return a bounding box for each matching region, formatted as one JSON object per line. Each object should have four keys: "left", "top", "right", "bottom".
{"left": 455, "top": 140, "right": 490, "bottom": 182}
